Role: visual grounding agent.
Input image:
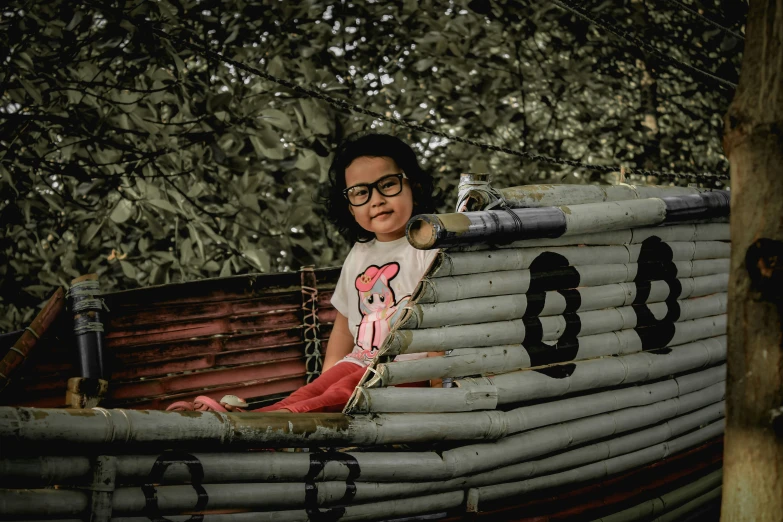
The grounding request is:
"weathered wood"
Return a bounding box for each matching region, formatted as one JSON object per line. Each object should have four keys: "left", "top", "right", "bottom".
{"left": 0, "top": 287, "right": 65, "bottom": 394}
{"left": 721, "top": 1, "right": 783, "bottom": 520}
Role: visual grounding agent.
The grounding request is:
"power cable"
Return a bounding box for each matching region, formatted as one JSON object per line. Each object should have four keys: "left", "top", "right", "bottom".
{"left": 121, "top": 15, "right": 728, "bottom": 182}
{"left": 549, "top": 0, "right": 738, "bottom": 90}
{"left": 659, "top": 0, "right": 744, "bottom": 40}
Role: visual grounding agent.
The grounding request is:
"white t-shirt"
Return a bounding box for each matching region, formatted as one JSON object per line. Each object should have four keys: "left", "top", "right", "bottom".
{"left": 330, "top": 237, "right": 439, "bottom": 367}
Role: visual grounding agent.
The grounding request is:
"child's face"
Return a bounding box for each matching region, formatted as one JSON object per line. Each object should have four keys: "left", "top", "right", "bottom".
{"left": 345, "top": 156, "right": 414, "bottom": 242}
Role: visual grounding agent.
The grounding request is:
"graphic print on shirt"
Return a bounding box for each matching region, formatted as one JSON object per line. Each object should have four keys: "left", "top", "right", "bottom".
{"left": 347, "top": 262, "right": 410, "bottom": 364}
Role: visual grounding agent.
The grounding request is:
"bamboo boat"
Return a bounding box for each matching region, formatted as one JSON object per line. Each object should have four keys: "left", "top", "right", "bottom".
{"left": 0, "top": 178, "right": 729, "bottom": 521}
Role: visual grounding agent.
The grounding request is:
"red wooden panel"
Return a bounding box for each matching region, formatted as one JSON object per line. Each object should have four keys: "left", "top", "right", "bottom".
{"left": 112, "top": 324, "right": 333, "bottom": 367}
{"left": 105, "top": 310, "right": 301, "bottom": 347}
{"left": 112, "top": 375, "right": 306, "bottom": 410}
{"left": 318, "top": 307, "right": 338, "bottom": 323}
{"left": 106, "top": 293, "right": 303, "bottom": 331}
{"left": 108, "top": 358, "right": 306, "bottom": 400}
{"left": 111, "top": 344, "right": 308, "bottom": 380}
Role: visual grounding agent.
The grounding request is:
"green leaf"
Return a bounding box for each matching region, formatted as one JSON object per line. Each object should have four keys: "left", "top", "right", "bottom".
{"left": 249, "top": 127, "right": 284, "bottom": 160}
{"left": 244, "top": 248, "right": 270, "bottom": 272}
{"left": 110, "top": 199, "right": 134, "bottom": 224}
{"left": 19, "top": 78, "right": 43, "bottom": 105}
{"left": 119, "top": 260, "right": 137, "bottom": 279}
{"left": 261, "top": 109, "right": 293, "bottom": 131}
{"left": 147, "top": 199, "right": 179, "bottom": 213}
{"left": 81, "top": 221, "right": 103, "bottom": 246}
{"left": 299, "top": 99, "right": 330, "bottom": 135}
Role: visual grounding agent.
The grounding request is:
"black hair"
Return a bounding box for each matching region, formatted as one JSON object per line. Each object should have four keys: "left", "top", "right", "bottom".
{"left": 324, "top": 133, "right": 435, "bottom": 243}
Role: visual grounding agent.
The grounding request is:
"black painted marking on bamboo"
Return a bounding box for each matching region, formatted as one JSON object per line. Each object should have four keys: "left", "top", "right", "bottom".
{"left": 634, "top": 281, "right": 653, "bottom": 305}
{"left": 524, "top": 292, "right": 546, "bottom": 317}
{"left": 142, "top": 452, "right": 207, "bottom": 522}
{"left": 527, "top": 339, "right": 580, "bottom": 367}
{"left": 557, "top": 289, "right": 582, "bottom": 313}
{"left": 522, "top": 317, "right": 544, "bottom": 344}
{"left": 529, "top": 252, "right": 580, "bottom": 293}
{"left": 305, "top": 451, "right": 361, "bottom": 519}
{"left": 532, "top": 363, "right": 577, "bottom": 378}
{"left": 562, "top": 313, "right": 582, "bottom": 338}
{"left": 633, "top": 300, "right": 682, "bottom": 327}
{"left": 632, "top": 237, "right": 679, "bottom": 349}
{"left": 667, "top": 278, "right": 684, "bottom": 300}
{"left": 635, "top": 322, "right": 677, "bottom": 351}
{"left": 661, "top": 191, "right": 731, "bottom": 223}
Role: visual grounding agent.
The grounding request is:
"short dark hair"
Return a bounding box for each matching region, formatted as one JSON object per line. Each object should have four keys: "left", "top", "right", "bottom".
{"left": 324, "top": 133, "right": 435, "bottom": 243}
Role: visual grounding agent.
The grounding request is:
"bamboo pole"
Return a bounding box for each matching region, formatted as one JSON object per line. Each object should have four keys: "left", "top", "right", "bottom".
{"left": 430, "top": 242, "right": 729, "bottom": 278}
{"left": 453, "top": 222, "right": 729, "bottom": 251}
{"left": 404, "top": 276, "right": 728, "bottom": 328}
{"left": 465, "top": 420, "right": 724, "bottom": 510}
{"left": 0, "top": 411, "right": 724, "bottom": 517}
{"left": 591, "top": 468, "right": 722, "bottom": 522}
{"left": 0, "top": 403, "right": 723, "bottom": 518}
{"left": 0, "top": 287, "right": 65, "bottom": 393}
{"left": 381, "top": 313, "right": 725, "bottom": 363}
{"left": 0, "top": 366, "right": 726, "bottom": 488}
{"left": 408, "top": 193, "right": 730, "bottom": 250}
{"left": 411, "top": 270, "right": 727, "bottom": 311}
{"left": 390, "top": 293, "right": 726, "bottom": 351}
{"left": 350, "top": 385, "right": 498, "bottom": 412}
{"left": 455, "top": 336, "right": 726, "bottom": 405}
{"left": 650, "top": 486, "right": 722, "bottom": 522}
{"left": 0, "top": 491, "right": 466, "bottom": 522}
{"left": 0, "top": 384, "right": 723, "bottom": 488}
{"left": 378, "top": 314, "right": 725, "bottom": 386}
{"left": 496, "top": 184, "right": 714, "bottom": 209}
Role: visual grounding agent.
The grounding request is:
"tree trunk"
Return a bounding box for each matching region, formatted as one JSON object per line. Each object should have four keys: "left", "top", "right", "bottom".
{"left": 721, "top": 1, "right": 783, "bottom": 521}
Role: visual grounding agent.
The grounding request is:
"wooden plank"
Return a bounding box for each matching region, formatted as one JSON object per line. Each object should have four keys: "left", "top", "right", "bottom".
{"left": 110, "top": 374, "right": 306, "bottom": 410}
{"left": 111, "top": 324, "right": 333, "bottom": 366}
{"left": 112, "top": 344, "right": 308, "bottom": 380}
{"left": 108, "top": 358, "right": 307, "bottom": 400}
{"left": 102, "top": 268, "right": 340, "bottom": 310}
{"left": 107, "top": 293, "right": 303, "bottom": 330}
{"left": 105, "top": 310, "right": 302, "bottom": 346}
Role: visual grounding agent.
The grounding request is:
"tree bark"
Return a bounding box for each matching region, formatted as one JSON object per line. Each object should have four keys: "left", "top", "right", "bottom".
{"left": 721, "top": 1, "right": 783, "bottom": 521}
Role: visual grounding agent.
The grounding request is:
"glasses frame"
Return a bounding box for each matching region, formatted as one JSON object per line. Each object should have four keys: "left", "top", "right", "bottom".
{"left": 343, "top": 172, "right": 407, "bottom": 207}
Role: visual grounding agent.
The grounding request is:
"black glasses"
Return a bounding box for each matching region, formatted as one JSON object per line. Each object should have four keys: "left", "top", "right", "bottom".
{"left": 343, "top": 173, "right": 407, "bottom": 207}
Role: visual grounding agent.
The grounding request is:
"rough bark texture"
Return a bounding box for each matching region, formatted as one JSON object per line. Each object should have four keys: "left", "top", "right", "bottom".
{"left": 721, "top": 1, "right": 783, "bottom": 520}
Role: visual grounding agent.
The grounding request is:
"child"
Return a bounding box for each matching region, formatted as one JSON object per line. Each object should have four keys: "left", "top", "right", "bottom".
{"left": 168, "top": 133, "right": 439, "bottom": 413}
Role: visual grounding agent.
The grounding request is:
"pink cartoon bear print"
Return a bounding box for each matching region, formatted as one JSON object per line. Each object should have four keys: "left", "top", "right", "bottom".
{"left": 348, "top": 262, "right": 410, "bottom": 364}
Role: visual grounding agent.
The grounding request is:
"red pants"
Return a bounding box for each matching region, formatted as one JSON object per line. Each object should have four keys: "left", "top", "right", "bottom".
{"left": 255, "top": 362, "right": 365, "bottom": 413}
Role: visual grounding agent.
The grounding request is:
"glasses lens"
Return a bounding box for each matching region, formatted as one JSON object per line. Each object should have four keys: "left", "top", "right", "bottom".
{"left": 377, "top": 175, "right": 403, "bottom": 196}
{"left": 347, "top": 186, "right": 370, "bottom": 205}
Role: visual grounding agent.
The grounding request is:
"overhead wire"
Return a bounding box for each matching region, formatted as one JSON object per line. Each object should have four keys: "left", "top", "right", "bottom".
{"left": 659, "top": 0, "right": 745, "bottom": 40}
{"left": 548, "top": 0, "right": 738, "bottom": 90}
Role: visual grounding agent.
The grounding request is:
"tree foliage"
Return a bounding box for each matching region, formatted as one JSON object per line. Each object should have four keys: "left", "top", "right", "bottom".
{"left": 0, "top": 0, "right": 746, "bottom": 330}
